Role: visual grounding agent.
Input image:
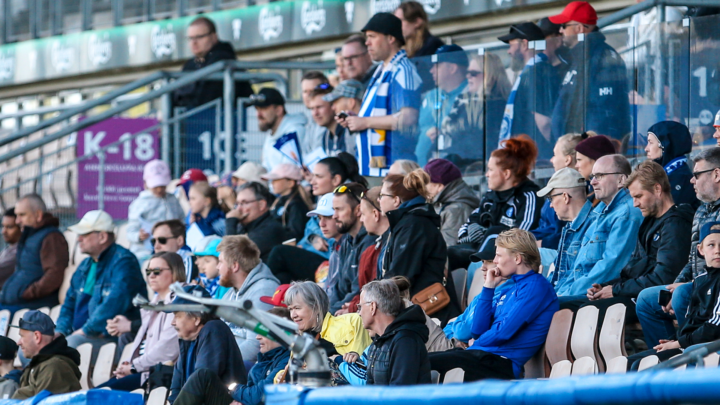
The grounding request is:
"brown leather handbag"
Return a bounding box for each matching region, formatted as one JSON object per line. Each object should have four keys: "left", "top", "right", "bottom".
{"left": 411, "top": 279, "right": 450, "bottom": 316}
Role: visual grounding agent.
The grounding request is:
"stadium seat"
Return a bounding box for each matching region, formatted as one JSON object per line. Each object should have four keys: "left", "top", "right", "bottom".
{"left": 49, "top": 305, "right": 61, "bottom": 323}
{"left": 92, "top": 342, "right": 117, "bottom": 387}
{"left": 571, "top": 356, "right": 597, "bottom": 376}
{"left": 599, "top": 303, "right": 627, "bottom": 364}
{"left": 703, "top": 352, "right": 719, "bottom": 368}
{"left": 0, "top": 309, "right": 10, "bottom": 336}
{"left": 571, "top": 306, "right": 602, "bottom": 371}
{"left": 606, "top": 356, "right": 628, "bottom": 374}
{"left": 467, "top": 272, "right": 484, "bottom": 304}
{"left": 7, "top": 309, "right": 29, "bottom": 343}
{"left": 77, "top": 343, "right": 93, "bottom": 390}
{"left": 430, "top": 370, "right": 440, "bottom": 384}
{"left": 638, "top": 355, "right": 659, "bottom": 371}
{"left": 37, "top": 307, "right": 49, "bottom": 315}
{"left": 545, "top": 309, "right": 573, "bottom": 371}
{"left": 147, "top": 387, "right": 168, "bottom": 405}
{"left": 523, "top": 346, "right": 546, "bottom": 379}
{"left": 451, "top": 268, "right": 467, "bottom": 310}
{"left": 431, "top": 318, "right": 441, "bottom": 326}
{"left": 119, "top": 342, "right": 135, "bottom": 365}
{"left": 443, "top": 368, "right": 464, "bottom": 384}
{"left": 548, "top": 360, "right": 572, "bottom": 379}
{"left": 130, "top": 389, "right": 144, "bottom": 396}
{"left": 116, "top": 222, "right": 130, "bottom": 249}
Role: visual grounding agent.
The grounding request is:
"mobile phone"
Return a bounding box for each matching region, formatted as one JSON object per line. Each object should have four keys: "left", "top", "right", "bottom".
{"left": 658, "top": 289, "right": 672, "bottom": 307}
{"left": 336, "top": 111, "right": 348, "bottom": 119}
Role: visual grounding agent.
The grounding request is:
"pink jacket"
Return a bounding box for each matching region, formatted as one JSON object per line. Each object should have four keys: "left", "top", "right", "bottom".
{"left": 125, "top": 292, "right": 179, "bottom": 383}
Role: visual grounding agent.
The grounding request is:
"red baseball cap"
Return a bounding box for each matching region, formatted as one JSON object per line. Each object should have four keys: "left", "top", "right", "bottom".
{"left": 179, "top": 169, "right": 208, "bottom": 185}
{"left": 549, "top": 1, "right": 597, "bottom": 26}
{"left": 260, "top": 284, "right": 290, "bottom": 307}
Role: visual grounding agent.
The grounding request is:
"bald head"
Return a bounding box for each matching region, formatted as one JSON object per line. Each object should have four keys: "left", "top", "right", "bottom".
{"left": 591, "top": 155, "right": 630, "bottom": 204}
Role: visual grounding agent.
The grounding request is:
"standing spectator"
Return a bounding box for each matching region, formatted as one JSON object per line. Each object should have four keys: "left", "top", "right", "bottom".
{"left": 261, "top": 164, "right": 311, "bottom": 241}
{"left": 232, "top": 162, "right": 267, "bottom": 187}
{"left": 333, "top": 48, "right": 348, "bottom": 85}
{"left": 57, "top": 211, "right": 146, "bottom": 363}
{"left": 497, "top": 22, "right": 559, "bottom": 159}
{"left": 0, "top": 336, "right": 20, "bottom": 397}
{"left": 416, "top": 45, "right": 468, "bottom": 166}
{"left": 300, "top": 72, "right": 328, "bottom": 155}
{"left": 549, "top": 1, "right": 630, "bottom": 139}
{"left": 193, "top": 236, "right": 230, "bottom": 299}
{"left": 574, "top": 134, "right": 617, "bottom": 204}
{"left": 152, "top": 220, "right": 198, "bottom": 282}
{"left": 0, "top": 208, "right": 20, "bottom": 289}
{"left": 217, "top": 235, "right": 279, "bottom": 361}
{"left": 13, "top": 311, "right": 81, "bottom": 399}
{"left": 537, "top": 17, "right": 570, "bottom": 79}
{"left": 0, "top": 195, "right": 68, "bottom": 312}
{"left": 173, "top": 17, "right": 252, "bottom": 108}
{"left": 311, "top": 82, "right": 359, "bottom": 157}
{"left": 645, "top": 121, "right": 700, "bottom": 209}
{"left": 187, "top": 181, "right": 226, "bottom": 238}
{"left": 359, "top": 280, "right": 431, "bottom": 385}
{"left": 255, "top": 88, "right": 307, "bottom": 172}
{"left": 424, "top": 159, "right": 479, "bottom": 247}
{"left": 387, "top": 159, "right": 420, "bottom": 176}
{"left": 394, "top": 1, "right": 444, "bottom": 93}
{"left": 341, "top": 35, "right": 377, "bottom": 88}
{"left": 128, "top": 159, "right": 185, "bottom": 261}
{"left": 339, "top": 13, "right": 422, "bottom": 177}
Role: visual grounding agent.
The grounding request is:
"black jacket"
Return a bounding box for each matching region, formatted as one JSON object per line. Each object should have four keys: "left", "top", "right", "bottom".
{"left": 677, "top": 266, "right": 720, "bottom": 348}
{"left": 173, "top": 41, "right": 253, "bottom": 108}
{"left": 414, "top": 33, "right": 445, "bottom": 93}
{"left": 329, "top": 227, "right": 374, "bottom": 313}
{"left": 366, "top": 305, "right": 431, "bottom": 385}
{"left": 607, "top": 204, "right": 694, "bottom": 297}
{"left": 649, "top": 121, "right": 700, "bottom": 209}
{"left": 226, "top": 212, "right": 288, "bottom": 261}
{"left": 270, "top": 192, "right": 310, "bottom": 242}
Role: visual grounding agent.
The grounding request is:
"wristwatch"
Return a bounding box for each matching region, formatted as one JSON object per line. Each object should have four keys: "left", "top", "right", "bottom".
{"left": 130, "top": 363, "right": 138, "bottom": 374}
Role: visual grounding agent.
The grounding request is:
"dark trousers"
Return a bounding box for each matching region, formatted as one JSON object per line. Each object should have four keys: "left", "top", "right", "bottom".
{"left": 97, "top": 373, "right": 143, "bottom": 391}
{"left": 429, "top": 348, "right": 515, "bottom": 382}
{"left": 266, "top": 245, "right": 326, "bottom": 284}
{"left": 447, "top": 243, "right": 477, "bottom": 272}
{"left": 173, "top": 369, "right": 233, "bottom": 405}
{"left": 627, "top": 348, "right": 682, "bottom": 371}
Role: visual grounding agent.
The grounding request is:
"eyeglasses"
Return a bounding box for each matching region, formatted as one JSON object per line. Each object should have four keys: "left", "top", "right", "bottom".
{"left": 146, "top": 268, "right": 171, "bottom": 277}
{"left": 561, "top": 22, "right": 585, "bottom": 29}
{"left": 692, "top": 167, "right": 719, "bottom": 179}
{"left": 378, "top": 193, "right": 394, "bottom": 200}
{"left": 360, "top": 191, "right": 381, "bottom": 211}
{"left": 151, "top": 236, "right": 179, "bottom": 245}
{"left": 467, "top": 70, "right": 483, "bottom": 77}
{"left": 549, "top": 192, "right": 569, "bottom": 200}
{"left": 187, "top": 32, "right": 212, "bottom": 42}
{"left": 334, "top": 185, "right": 361, "bottom": 203}
{"left": 356, "top": 301, "right": 373, "bottom": 313}
{"left": 589, "top": 172, "right": 623, "bottom": 181}
{"left": 343, "top": 51, "right": 368, "bottom": 63}
{"left": 235, "top": 200, "right": 258, "bottom": 208}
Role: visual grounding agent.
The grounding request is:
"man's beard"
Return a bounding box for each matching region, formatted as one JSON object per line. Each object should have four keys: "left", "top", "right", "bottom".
{"left": 219, "top": 271, "right": 233, "bottom": 288}
{"left": 337, "top": 217, "right": 357, "bottom": 234}
{"left": 510, "top": 51, "right": 525, "bottom": 72}
{"left": 259, "top": 116, "right": 276, "bottom": 132}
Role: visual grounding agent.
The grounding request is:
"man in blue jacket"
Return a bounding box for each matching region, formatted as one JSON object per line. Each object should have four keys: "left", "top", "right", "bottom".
{"left": 55, "top": 210, "right": 146, "bottom": 364}
{"left": 429, "top": 228, "right": 558, "bottom": 381}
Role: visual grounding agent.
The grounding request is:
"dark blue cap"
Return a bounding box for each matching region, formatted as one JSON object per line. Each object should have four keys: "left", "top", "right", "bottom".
{"left": 434, "top": 44, "right": 469, "bottom": 67}
{"left": 0, "top": 336, "right": 18, "bottom": 360}
{"left": 12, "top": 310, "right": 55, "bottom": 336}
{"left": 699, "top": 221, "right": 720, "bottom": 257}
{"left": 171, "top": 284, "right": 212, "bottom": 307}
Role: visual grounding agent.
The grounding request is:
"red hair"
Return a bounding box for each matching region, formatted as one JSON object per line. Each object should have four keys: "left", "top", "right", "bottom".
{"left": 490, "top": 135, "right": 538, "bottom": 179}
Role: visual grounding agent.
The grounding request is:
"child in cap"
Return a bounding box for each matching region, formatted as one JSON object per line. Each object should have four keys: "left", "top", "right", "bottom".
{"left": 261, "top": 164, "right": 313, "bottom": 241}
{"left": 0, "top": 336, "right": 20, "bottom": 398}
{"left": 128, "top": 160, "right": 185, "bottom": 261}
{"left": 194, "top": 235, "right": 230, "bottom": 299}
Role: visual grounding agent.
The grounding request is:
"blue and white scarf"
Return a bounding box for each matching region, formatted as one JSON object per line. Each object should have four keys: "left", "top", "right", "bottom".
{"left": 498, "top": 53, "right": 548, "bottom": 146}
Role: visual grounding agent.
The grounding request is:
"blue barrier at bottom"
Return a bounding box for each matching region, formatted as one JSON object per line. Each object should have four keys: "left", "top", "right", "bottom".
{"left": 0, "top": 390, "right": 143, "bottom": 405}
{"left": 266, "top": 368, "right": 720, "bottom": 405}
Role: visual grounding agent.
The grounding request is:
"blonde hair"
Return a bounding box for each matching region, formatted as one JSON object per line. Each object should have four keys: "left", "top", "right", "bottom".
{"left": 495, "top": 228, "right": 541, "bottom": 271}
{"left": 625, "top": 160, "right": 671, "bottom": 196}
{"left": 483, "top": 53, "right": 511, "bottom": 100}
{"left": 216, "top": 235, "right": 261, "bottom": 272}
{"left": 557, "top": 133, "right": 584, "bottom": 157}
{"left": 397, "top": 2, "right": 429, "bottom": 58}
{"left": 391, "top": 159, "right": 421, "bottom": 176}
{"left": 403, "top": 169, "right": 431, "bottom": 200}
{"left": 190, "top": 181, "right": 219, "bottom": 209}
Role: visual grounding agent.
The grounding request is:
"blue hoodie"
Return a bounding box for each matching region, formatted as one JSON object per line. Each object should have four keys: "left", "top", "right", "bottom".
{"left": 232, "top": 346, "right": 290, "bottom": 405}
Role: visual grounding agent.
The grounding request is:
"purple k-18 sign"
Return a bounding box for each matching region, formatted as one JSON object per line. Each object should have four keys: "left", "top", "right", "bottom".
{"left": 76, "top": 117, "right": 159, "bottom": 220}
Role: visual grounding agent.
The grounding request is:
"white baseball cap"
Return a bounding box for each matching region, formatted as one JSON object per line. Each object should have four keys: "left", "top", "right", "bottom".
{"left": 307, "top": 193, "right": 335, "bottom": 217}
{"left": 69, "top": 210, "right": 115, "bottom": 235}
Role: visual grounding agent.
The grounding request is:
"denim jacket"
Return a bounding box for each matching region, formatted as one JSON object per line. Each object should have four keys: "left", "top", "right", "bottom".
{"left": 56, "top": 243, "right": 147, "bottom": 336}
{"left": 557, "top": 188, "right": 643, "bottom": 296}
{"left": 547, "top": 200, "right": 596, "bottom": 292}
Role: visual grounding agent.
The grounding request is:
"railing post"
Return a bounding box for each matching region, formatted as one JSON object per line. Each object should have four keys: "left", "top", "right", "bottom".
{"left": 98, "top": 151, "right": 106, "bottom": 212}
{"left": 161, "top": 78, "right": 172, "bottom": 165}
{"left": 223, "top": 64, "right": 235, "bottom": 174}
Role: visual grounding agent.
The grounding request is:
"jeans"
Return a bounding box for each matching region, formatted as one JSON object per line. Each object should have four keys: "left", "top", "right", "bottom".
{"left": 636, "top": 283, "right": 693, "bottom": 348}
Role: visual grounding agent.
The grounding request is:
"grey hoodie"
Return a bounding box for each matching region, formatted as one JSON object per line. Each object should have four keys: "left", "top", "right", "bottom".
{"left": 261, "top": 113, "right": 308, "bottom": 172}
{"left": 222, "top": 261, "right": 280, "bottom": 361}
{"left": 432, "top": 179, "right": 480, "bottom": 247}
{"left": 127, "top": 190, "right": 185, "bottom": 261}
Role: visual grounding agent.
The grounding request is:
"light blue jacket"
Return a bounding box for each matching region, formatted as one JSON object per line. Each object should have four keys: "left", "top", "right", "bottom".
{"left": 443, "top": 279, "right": 515, "bottom": 343}
{"left": 416, "top": 80, "right": 467, "bottom": 166}
{"left": 556, "top": 188, "right": 643, "bottom": 296}
{"left": 297, "top": 217, "right": 332, "bottom": 259}
{"left": 546, "top": 200, "right": 596, "bottom": 291}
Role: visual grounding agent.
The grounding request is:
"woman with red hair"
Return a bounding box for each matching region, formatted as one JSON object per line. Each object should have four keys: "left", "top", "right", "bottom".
{"left": 448, "top": 136, "right": 544, "bottom": 270}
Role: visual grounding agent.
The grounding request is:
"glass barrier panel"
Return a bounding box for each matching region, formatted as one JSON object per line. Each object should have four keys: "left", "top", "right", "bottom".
{"left": 688, "top": 15, "right": 720, "bottom": 150}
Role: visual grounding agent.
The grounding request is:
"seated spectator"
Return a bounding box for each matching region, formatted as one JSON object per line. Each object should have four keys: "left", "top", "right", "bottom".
{"left": 261, "top": 164, "right": 312, "bottom": 241}
{"left": 217, "top": 235, "right": 279, "bottom": 361}
{"left": 0, "top": 336, "right": 20, "bottom": 397}
{"left": 0, "top": 194, "right": 68, "bottom": 312}
{"left": 168, "top": 285, "right": 246, "bottom": 404}
{"left": 152, "top": 220, "right": 198, "bottom": 282}
{"left": 193, "top": 236, "right": 230, "bottom": 298}
{"left": 179, "top": 169, "right": 208, "bottom": 199}
{"left": 387, "top": 159, "right": 420, "bottom": 176}
{"left": 714, "top": 110, "right": 720, "bottom": 146}
{"left": 449, "top": 136, "right": 542, "bottom": 272}
{"left": 341, "top": 34, "right": 376, "bottom": 88}
{"left": 359, "top": 280, "right": 431, "bottom": 385}
{"left": 99, "top": 252, "right": 185, "bottom": 391}
{"left": 13, "top": 310, "right": 81, "bottom": 399}
{"left": 128, "top": 159, "right": 185, "bottom": 261}
{"left": 56, "top": 210, "right": 146, "bottom": 363}
{"left": 226, "top": 182, "right": 287, "bottom": 261}
{"left": 429, "top": 229, "right": 558, "bottom": 381}
{"left": 187, "top": 181, "right": 226, "bottom": 237}
{"left": 392, "top": 276, "right": 453, "bottom": 353}
{"left": 555, "top": 155, "right": 643, "bottom": 298}
{"left": 232, "top": 162, "right": 267, "bottom": 187}
{"left": 0, "top": 208, "right": 20, "bottom": 289}
{"left": 424, "top": 159, "right": 479, "bottom": 247}
{"left": 310, "top": 82, "right": 358, "bottom": 157}
{"left": 573, "top": 134, "right": 616, "bottom": 204}
{"left": 646, "top": 121, "right": 700, "bottom": 209}
{"left": 636, "top": 147, "right": 720, "bottom": 348}
{"left": 532, "top": 133, "right": 584, "bottom": 248}
{"left": 378, "top": 170, "right": 460, "bottom": 324}
{"left": 171, "top": 307, "right": 291, "bottom": 405}
{"left": 255, "top": 88, "right": 307, "bottom": 172}
{"left": 214, "top": 174, "right": 236, "bottom": 213}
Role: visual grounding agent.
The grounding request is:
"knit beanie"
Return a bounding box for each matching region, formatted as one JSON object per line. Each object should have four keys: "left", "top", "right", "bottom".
{"left": 424, "top": 159, "right": 462, "bottom": 186}
{"left": 574, "top": 135, "right": 616, "bottom": 161}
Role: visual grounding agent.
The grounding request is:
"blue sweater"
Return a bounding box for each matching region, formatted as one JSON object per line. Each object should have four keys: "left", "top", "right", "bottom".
{"left": 443, "top": 279, "right": 515, "bottom": 342}
{"left": 469, "top": 271, "right": 558, "bottom": 377}
{"left": 232, "top": 347, "right": 290, "bottom": 405}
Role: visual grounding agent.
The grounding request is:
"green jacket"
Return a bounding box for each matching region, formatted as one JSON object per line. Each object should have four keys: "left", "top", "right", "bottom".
{"left": 13, "top": 336, "right": 82, "bottom": 399}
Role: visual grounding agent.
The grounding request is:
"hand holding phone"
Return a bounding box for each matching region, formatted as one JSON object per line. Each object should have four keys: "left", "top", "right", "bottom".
{"left": 658, "top": 289, "right": 672, "bottom": 307}
{"left": 336, "top": 111, "right": 349, "bottom": 119}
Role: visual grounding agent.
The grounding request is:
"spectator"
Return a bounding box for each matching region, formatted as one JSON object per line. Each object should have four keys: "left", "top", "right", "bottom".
{"left": 0, "top": 336, "right": 19, "bottom": 397}
{"left": 301, "top": 71, "right": 329, "bottom": 110}
{"left": 99, "top": 252, "right": 185, "bottom": 391}
{"left": 537, "top": 17, "right": 570, "bottom": 78}
{"left": 574, "top": 134, "right": 616, "bottom": 204}
{"left": 173, "top": 17, "right": 252, "bottom": 108}
{"left": 217, "top": 235, "right": 279, "bottom": 361}
{"left": 57, "top": 210, "right": 146, "bottom": 363}
{"left": 416, "top": 45, "right": 468, "bottom": 166}
{"left": 359, "top": 280, "right": 431, "bottom": 385}
{"left": 168, "top": 285, "right": 246, "bottom": 404}
{"left": 339, "top": 13, "right": 422, "bottom": 176}
{"left": 556, "top": 155, "right": 643, "bottom": 298}
{"left": 214, "top": 174, "right": 236, "bottom": 213}
{"left": 424, "top": 159, "right": 479, "bottom": 247}
{"left": 300, "top": 71, "right": 328, "bottom": 155}
{"left": 254, "top": 88, "right": 307, "bottom": 172}
{"left": 636, "top": 147, "right": 720, "bottom": 348}
{"left": 232, "top": 162, "right": 267, "bottom": 187}
{"left": 714, "top": 110, "right": 720, "bottom": 146}
{"left": 0, "top": 208, "right": 20, "bottom": 289}
{"left": 430, "top": 229, "right": 558, "bottom": 381}
{"left": 0, "top": 195, "right": 68, "bottom": 312}
{"left": 449, "top": 136, "right": 542, "bottom": 271}
{"left": 226, "top": 182, "right": 287, "bottom": 261}
{"left": 392, "top": 276, "right": 453, "bottom": 353}
{"left": 13, "top": 310, "right": 82, "bottom": 399}
{"left": 187, "top": 181, "right": 226, "bottom": 238}
{"left": 261, "top": 164, "right": 312, "bottom": 241}
{"left": 329, "top": 183, "right": 375, "bottom": 314}
{"left": 646, "top": 121, "right": 700, "bottom": 209}
{"left": 497, "top": 22, "right": 559, "bottom": 159}
{"left": 549, "top": 1, "right": 630, "bottom": 139}
{"left": 341, "top": 35, "right": 376, "bottom": 88}
{"left": 194, "top": 236, "right": 230, "bottom": 298}
{"left": 333, "top": 48, "right": 348, "bottom": 84}
{"left": 128, "top": 160, "right": 185, "bottom": 261}
{"left": 171, "top": 307, "right": 291, "bottom": 405}
{"left": 378, "top": 170, "right": 461, "bottom": 325}
{"left": 316, "top": 81, "right": 362, "bottom": 157}
{"left": 387, "top": 159, "right": 420, "bottom": 176}
{"left": 394, "top": 1, "right": 444, "bottom": 93}
{"left": 178, "top": 169, "right": 208, "bottom": 202}
{"left": 532, "top": 133, "right": 584, "bottom": 249}
{"left": 152, "top": 219, "right": 198, "bottom": 282}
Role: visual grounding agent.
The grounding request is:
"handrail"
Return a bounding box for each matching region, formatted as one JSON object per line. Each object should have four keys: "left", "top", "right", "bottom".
{"left": 0, "top": 104, "right": 79, "bottom": 121}
{"left": 598, "top": 0, "right": 720, "bottom": 28}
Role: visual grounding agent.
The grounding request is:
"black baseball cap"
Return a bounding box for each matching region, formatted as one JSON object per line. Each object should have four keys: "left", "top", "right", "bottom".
{"left": 362, "top": 12, "right": 405, "bottom": 46}
{"left": 537, "top": 17, "right": 562, "bottom": 37}
{"left": 470, "top": 235, "right": 498, "bottom": 263}
{"left": 0, "top": 336, "right": 17, "bottom": 360}
{"left": 11, "top": 310, "right": 55, "bottom": 336}
{"left": 250, "top": 88, "right": 285, "bottom": 108}
{"left": 434, "top": 44, "right": 469, "bottom": 67}
{"left": 170, "top": 284, "right": 212, "bottom": 307}
{"left": 498, "top": 22, "right": 546, "bottom": 43}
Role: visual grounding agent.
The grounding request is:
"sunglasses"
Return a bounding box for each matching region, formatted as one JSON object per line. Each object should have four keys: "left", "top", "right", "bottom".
{"left": 315, "top": 83, "right": 331, "bottom": 90}
{"left": 151, "top": 236, "right": 179, "bottom": 245}
{"left": 334, "top": 185, "right": 362, "bottom": 203}
{"left": 146, "top": 268, "right": 170, "bottom": 277}
{"left": 360, "top": 191, "right": 381, "bottom": 211}
{"left": 467, "top": 70, "right": 483, "bottom": 77}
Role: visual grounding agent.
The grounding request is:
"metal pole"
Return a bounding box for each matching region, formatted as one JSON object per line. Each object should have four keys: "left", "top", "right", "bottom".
{"left": 161, "top": 78, "right": 172, "bottom": 164}
{"left": 173, "top": 107, "right": 182, "bottom": 179}
{"left": 223, "top": 66, "right": 235, "bottom": 174}
{"left": 98, "top": 152, "right": 105, "bottom": 212}
{"left": 215, "top": 100, "right": 222, "bottom": 175}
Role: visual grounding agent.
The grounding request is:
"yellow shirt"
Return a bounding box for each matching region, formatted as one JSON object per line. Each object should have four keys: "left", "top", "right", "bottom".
{"left": 320, "top": 312, "right": 372, "bottom": 355}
